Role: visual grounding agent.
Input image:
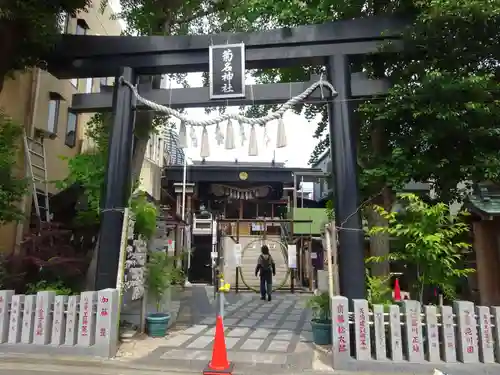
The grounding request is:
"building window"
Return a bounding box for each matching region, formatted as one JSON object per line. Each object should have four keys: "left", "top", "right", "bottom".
{"left": 65, "top": 112, "right": 78, "bottom": 148}
{"left": 70, "top": 78, "right": 78, "bottom": 87}
{"left": 75, "top": 19, "right": 88, "bottom": 35}
{"left": 58, "top": 12, "right": 69, "bottom": 33}
{"left": 85, "top": 78, "right": 93, "bottom": 93}
{"left": 47, "top": 93, "right": 61, "bottom": 135}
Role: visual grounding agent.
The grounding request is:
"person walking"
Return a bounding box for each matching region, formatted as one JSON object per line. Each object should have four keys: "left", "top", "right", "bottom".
{"left": 255, "top": 245, "right": 276, "bottom": 301}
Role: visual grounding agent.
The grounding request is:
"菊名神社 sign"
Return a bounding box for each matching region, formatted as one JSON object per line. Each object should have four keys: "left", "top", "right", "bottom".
{"left": 209, "top": 43, "right": 245, "bottom": 99}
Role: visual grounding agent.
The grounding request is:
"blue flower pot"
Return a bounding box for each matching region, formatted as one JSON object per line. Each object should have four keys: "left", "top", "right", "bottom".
{"left": 311, "top": 319, "right": 332, "bottom": 345}
{"left": 146, "top": 312, "right": 171, "bottom": 337}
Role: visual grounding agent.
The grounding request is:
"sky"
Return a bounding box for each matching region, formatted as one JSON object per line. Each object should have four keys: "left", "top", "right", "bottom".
{"left": 107, "top": 1, "right": 318, "bottom": 170}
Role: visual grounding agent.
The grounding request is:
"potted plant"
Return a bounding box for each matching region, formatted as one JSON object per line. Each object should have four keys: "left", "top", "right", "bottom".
{"left": 145, "top": 251, "right": 183, "bottom": 337}
{"left": 306, "top": 291, "right": 332, "bottom": 345}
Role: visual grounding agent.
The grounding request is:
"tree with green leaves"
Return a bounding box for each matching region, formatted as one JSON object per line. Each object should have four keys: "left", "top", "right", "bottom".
{"left": 0, "top": 1, "right": 92, "bottom": 92}
{"left": 224, "top": 0, "right": 500, "bottom": 278}
{"left": 367, "top": 193, "right": 474, "bottom": 303}
{"left": 0, "top": 111, "right": 27, "bottom": 225}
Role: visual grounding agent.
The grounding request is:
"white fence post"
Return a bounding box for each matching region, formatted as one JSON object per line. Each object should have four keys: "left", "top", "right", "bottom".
{"left": 352, "top": 299, "right": 371, "bottom": 360}
{"left": 424, "top": 305, "right": 439, "bottom": 362}
{"left": 51, "top": 295, "right": 68, "bottom": 346}
{"left": 402, "top": 300, "right": 424, "bottom": 362}
{"left": 8, "top": 294, "right": 24, "bottom": 343}
{"left": 373, "top": 304, "right": 386, "bottom": 360}
{"left": 0, "top": 289, "right": 120, "bottom": 358}
{"left": 95, "top": 289, "right": 120, "bottom": 357}
{"left": 440, "top": 305, "right": 456, "bottom": 363}
{"left": 454, "top": 300, "right": 478, "bottom": 363}
{"left": 77, "top": 291, "right": 97, "bottom": 347}
{"left": 0, "top": 290, "right": 14, "bottom": 343}
{"left": 33, "top": 291, "right": 56, "bottom": 345}
{"left": 21, "top": 295, "right": 36, "bottom": 344}
{"left": 331, "top": 296, "right": 350, "bottom": 365}
{"left": 476, "top": 306, "right": 494, "bottom": 363}
{"left": 389, "top": 304, "right": 403, "bottom": 361}
{"left": 492, "top": 306, "right": 500, "bottom": 363}
{"left": 64, "top": 295, "right": 79, "bottom": 346}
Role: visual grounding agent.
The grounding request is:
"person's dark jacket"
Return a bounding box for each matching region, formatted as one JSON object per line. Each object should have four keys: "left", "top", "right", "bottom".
{"left": 255, "top": 254, "right": 276, "bottom": 277}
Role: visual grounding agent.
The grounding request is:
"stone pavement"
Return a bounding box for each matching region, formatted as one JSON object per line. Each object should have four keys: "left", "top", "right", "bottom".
{"left": 127, "top": 290, "right": 319, "bottom": 373}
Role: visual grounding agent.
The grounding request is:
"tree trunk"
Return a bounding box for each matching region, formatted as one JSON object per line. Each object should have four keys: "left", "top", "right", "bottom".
{"left": 367, "top": 113, "right": 393, "bottom": 278}
{"left": 366, "top": 203, "right": 390, "bottom": 277}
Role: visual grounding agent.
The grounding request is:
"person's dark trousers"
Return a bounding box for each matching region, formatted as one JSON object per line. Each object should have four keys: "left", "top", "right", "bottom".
{"left": 259, "top": 271, "right": 273, "bottom": 299}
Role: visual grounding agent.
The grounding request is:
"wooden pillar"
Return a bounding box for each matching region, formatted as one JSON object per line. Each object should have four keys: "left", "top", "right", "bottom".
{"left": 175, "top": 194, "right": 181, "bottom": 217}
{"left": 187, "top": 195, "right": 193, "bottom": 218}
{"left": 173, "top": 182, "right": 196, "bottom": 219}
{"left": 473, "top": 220, "right": 500, "bottom": 305}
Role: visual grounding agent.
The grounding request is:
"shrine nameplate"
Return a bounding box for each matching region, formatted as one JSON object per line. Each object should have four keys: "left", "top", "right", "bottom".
{"left": 209, "top": 43, "right": 245, "bottom": 99}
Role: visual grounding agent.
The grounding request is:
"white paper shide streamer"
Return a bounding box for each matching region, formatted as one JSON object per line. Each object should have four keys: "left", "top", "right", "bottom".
{"left": 239, "top": 120, "right": 246, "bottom": 146}
{"left": 215, "top": 122, "right": 224, "bottom": 146}
{"left": 263, "top": 124, "right": 271, "bottom": 148}
{"left": 248, "top": 125, "right": 258, "bottom": 156}
{"left": 200, "top": 126, "right": 210, "bottom": 158}
{"left": 178, "top": 121, "right": 188, "bottom": 149}
{"left": 225, "top": 120, "right": 235, "bottom": 150}
{"left": 122, "top": 77, "right": 338, "bottom": 156}
{"left": 190, "top": 125, "right": 198, "bottom": 148}
{"left": 276, "top": 116, "right": 287, "bottom": 148}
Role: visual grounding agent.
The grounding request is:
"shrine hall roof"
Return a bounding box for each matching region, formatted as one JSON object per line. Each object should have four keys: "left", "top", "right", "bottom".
{"left": 467, "top": 183, "right": 500, "bottom": 216}
{"left": 163, "top": 161, "right": 326, "bottom": 184}
{"left": 191, "top": 160, "right": 286, "bottom": 168}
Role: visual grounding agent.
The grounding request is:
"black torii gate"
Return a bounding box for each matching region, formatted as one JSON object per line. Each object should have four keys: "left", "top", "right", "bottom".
{"left": 46, "top": 15, "right": 404, "bottom": 300}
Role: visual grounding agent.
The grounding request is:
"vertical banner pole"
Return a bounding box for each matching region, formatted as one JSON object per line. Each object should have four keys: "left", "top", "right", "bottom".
{"left": 325, "top": 223, "right": 335, "bottom": 299}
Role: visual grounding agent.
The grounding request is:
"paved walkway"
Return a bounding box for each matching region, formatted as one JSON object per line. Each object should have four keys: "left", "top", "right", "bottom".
{"left": 130, "top": 289, "right": 319, "bottom": 373}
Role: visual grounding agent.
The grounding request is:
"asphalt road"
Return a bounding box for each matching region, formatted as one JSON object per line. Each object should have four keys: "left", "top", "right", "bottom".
{"left": 0, "top": 363, "right": 174, "bottom": 375}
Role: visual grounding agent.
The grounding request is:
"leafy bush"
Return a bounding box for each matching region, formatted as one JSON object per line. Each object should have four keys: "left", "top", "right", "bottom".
{"left": 131, "top": 192, "right": 158, "bottom": 239}
{"left": 26, "top": 280, "right": 74, "bottom": 295}
{"left": 306, "top": 291, "right": 331, "bottom": 322}
{"left": 1, "top": 222, "right": 91, "bottom": 293}
{"left": 367, "top": 193, "right": 474, "bottom": 302}
{"left": 366, "top": 270, "right": 393, "bottom": 306}
{"left": 146, "top": 251, "right": 184, "bottom": 312}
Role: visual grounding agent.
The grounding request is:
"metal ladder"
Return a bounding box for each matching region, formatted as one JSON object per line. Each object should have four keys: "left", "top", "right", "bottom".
{"left": 23, "top": 132, "right": 51, "bottom": 223}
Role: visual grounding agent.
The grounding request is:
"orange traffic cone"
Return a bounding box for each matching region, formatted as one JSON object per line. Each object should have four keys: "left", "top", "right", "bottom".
{"left": 394, "top": 278, "right": 401, "bottom": 301}
{"left": 203, "top": 315, "right": 233, "bottom": 375}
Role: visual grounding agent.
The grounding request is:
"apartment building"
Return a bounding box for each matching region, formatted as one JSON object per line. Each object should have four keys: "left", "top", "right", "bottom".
{"left": 0, "top": 3, "right": 121, "bottom": 252}
{"left": 138, "top": 126, "right": 187, "bottom": 201}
